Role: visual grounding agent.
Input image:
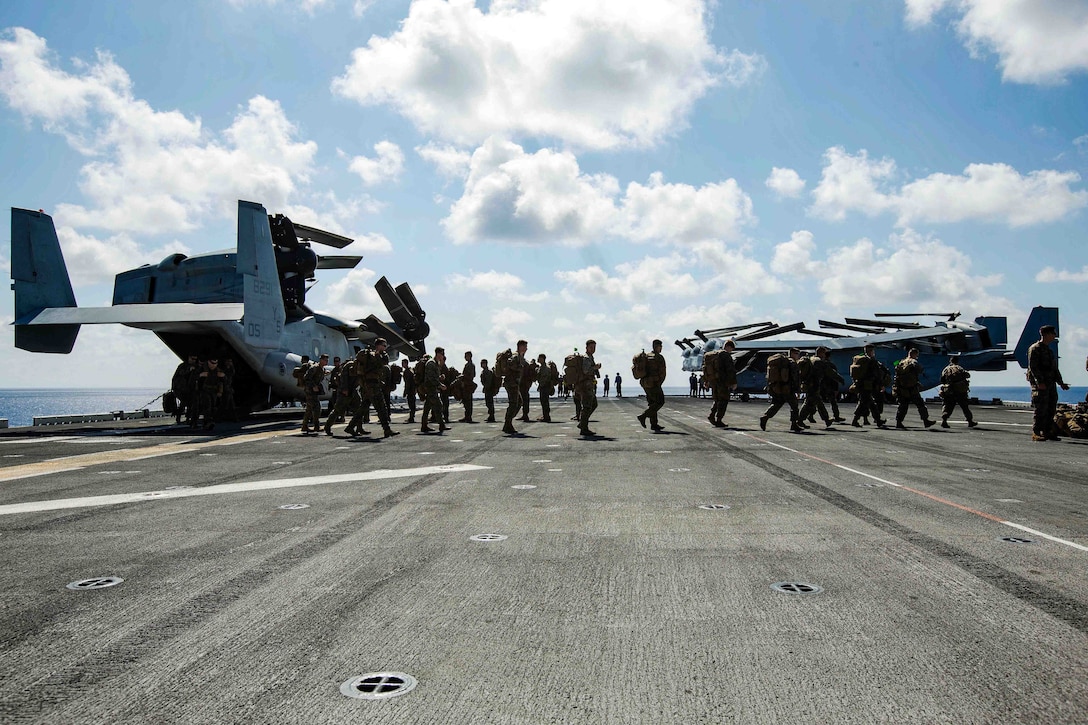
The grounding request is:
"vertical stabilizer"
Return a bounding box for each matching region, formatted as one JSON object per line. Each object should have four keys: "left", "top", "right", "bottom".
{"left": 237, "top": 201, "right": 285, "bottom": 350}
{"left": 1014, "top": 306, "right": 1059, "bottom": 368}
{"left": 10, "top": 208, "right": 79, "bottom": 353}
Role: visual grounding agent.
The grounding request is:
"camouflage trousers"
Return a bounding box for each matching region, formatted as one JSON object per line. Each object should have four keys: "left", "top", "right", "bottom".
{"left": 895, "top": 388, "right": 930, "bottom": 424}
{"left": 799, "top": 391, "right": 829, "bottom": 423}
{"left": 504, "top": 384, "right": 522, "bottom": 426}
{"left": 301, "top": 392, "right": 322, "bottom": 430}
{"left": 483, "top": 392, "right": 495, "bottom": 421}
{"left": 1031, "top": 383, "right": 1058, "bottom": 437}
{"left": 325, "top": 391, "right": 360, "bottom": 433}
{"left": 538, "top": 390, "right": 551, "bottom": 421}
{"left": 941, "top": 392, "right": 974, "bottom": 423}
{"left": 351, "top": 383, "right": 390, "bottom": 433}
{"left": 852, "top": 390, "right": 882, "bottom": 423}
{"left": 710, "top": 386, "right": 729, "bottom": 421}
{"left": 578, "top": 382, "right": 597, "bottom": 430}
{"left": 642, "top": 385, "right": 664, "bottom": 424}
{"left": 420, "top": 389, "right": 442, "bottom": 429}
{"left": 763, "top": 392, "right": 799, "bottom": 423}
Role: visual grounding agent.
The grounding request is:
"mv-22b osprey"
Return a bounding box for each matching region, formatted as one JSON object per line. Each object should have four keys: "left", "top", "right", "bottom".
{"left": 10, "top": 200, "right": 430, "bottom": 411}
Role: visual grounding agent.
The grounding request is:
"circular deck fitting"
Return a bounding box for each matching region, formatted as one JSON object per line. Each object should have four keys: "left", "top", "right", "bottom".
{"left": 771, "top": 581, "right": 823, "bottom": 595}
{"left": 698, "top": 504, "right": 731, "bottom": 511}
{"left": 340, "top": 672, "right": 418, "bottom": 700}
{"left": 278, "top": 504, "right": 310, "bottom": 510}
{"left": 669, "top": 467, "right": 691, "bottom": 472}
{"left": 67, "top": 576, "right": 124, "bottom": 591}
{"left": 511, "top": 484, "right": 537, "bottom": 490}
{"left": 469, "top": 534, "right": 508, "bottom": 542}
{"left": 1000, "top": 536, "right": 1034, "bottom": 544}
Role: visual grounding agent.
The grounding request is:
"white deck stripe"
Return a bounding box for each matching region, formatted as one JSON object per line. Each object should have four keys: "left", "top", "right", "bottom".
{"left": 0, "top": 463, "right": 491, "bottom": 516}
{"left": 752, "top": 435, "right": 1086, "bottom": 554}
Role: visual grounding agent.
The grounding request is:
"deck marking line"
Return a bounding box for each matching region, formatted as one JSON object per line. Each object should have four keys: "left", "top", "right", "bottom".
{"left": 750, "top": 434, "right": 1081, "bottom": 551}
{"left": 0, "top": 429, "right": 294, "bottom": 482}
{"left": 1002, "top": 522, "right": 1088, "bottom": 552}
{"left": 0, "top": 463, "right": 492, "bottom": 516}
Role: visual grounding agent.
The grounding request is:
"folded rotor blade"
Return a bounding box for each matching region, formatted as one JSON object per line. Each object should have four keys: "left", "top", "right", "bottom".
{"left": 293, "top": 223, "right": 353, "bottom": 249}
{"left": 315, "top": 255, "right": 363, "bottom": 270}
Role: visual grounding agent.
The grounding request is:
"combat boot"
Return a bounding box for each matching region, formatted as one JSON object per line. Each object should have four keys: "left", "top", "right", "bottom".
{"left": 851, "top": 418, "right": 861, "bottom": 428}
{"left": 967, "top": 420, "right": 978, "bottom": 428}
{"left": 383, "top": 428, "right": 400, "bottom": 438}
{"left": 924, "top": 419, "right": 936, "bottom": 428}
{"left": 503, "top": 423, "right": 517, "bottom": 435}
{"left": 324, "top": 423, "right": 334, "bottom": 436}
{"left": 1031, "top": 433, "right": 1046, "bottom": 441}
{"left": 485, "top": 416, "right": 496, "bottom": 423}
{"left": 438, "top": 422, "right": 449, "bottom": 433}
{"left": 420, "top": 424, "right": 433, "bottom": 433}
{"left": 759, "top": 417, "right": 768, "bottom": 431}
{"left": 637, "top": 414, "right": 647, "bottom": 428}
{"left": 940, "top": 418, "right": 950, "bottom": 428}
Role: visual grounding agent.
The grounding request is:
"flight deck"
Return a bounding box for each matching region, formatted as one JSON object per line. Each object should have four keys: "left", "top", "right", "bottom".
{"left": 1, "top": 396, "right": 1086, "bottom": 723}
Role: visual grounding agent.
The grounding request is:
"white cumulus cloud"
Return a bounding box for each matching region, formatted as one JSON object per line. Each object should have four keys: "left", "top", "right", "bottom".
{"left": 416, "top": 142, "right": 472, "bottom": 179}
{"left": 331, "top": 0, "right": 763, "bottom": 149}
{"left": 904, "top": 0, "right": 1088, "bottom": 84}
{"left": 348, "top": 140, "right": 405, "bottom": 186}
{"left": 810, "top": 146, "right": 1088, "bottom": 227}
{"left": 1036, "top": 265, "right": 1088, "bottom": 283}
{"left": 446, "top": 270, "right": 549, "bottom": 301}
{"left": 0, "top": 28, "right": 317, "bottom": 235}
{"left": 619, "top": 172, "right": 755, "bottom": 244}
{"left": 765, "top": 167, "right": 806, "bottom": 198}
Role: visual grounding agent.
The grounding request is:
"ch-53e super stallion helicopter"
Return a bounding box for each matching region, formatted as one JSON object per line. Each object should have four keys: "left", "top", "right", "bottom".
{"left": 676, "top": 308, "right": 1060, "bottom": 399}
{"left": 10, "top": 200, "right": 429, "bottom": 412}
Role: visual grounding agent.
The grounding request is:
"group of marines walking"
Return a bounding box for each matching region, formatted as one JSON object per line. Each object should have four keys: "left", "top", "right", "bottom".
{"left": 171, "top": 325, "right": 1072, "bottom": 442}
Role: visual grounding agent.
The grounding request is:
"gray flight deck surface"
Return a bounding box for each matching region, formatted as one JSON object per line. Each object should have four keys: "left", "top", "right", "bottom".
{"left": 1, "top": 396, "right": 1086, "bottom": 723}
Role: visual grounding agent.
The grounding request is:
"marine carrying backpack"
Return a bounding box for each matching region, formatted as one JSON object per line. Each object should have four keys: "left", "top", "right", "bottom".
{"left": 631, "top": 351, "right": 648, "bottom": 380}
{"left": 766, "top": 354, "right": 791, "bottom": 384}
{"left": 702, "top": 350, "right": 721, "bottom": 387}
{"left": 564, "top": 353, "right": 586, "bottom": 387}
{"left": 496, "top": 349, "right": 514, "bottom": 379}
{"left": 849, "top": 354, "right": 871, "bottom": 384}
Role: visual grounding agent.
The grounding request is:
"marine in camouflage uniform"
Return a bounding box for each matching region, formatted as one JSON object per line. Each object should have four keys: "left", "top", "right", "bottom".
{"left": 479, "top": 359, "right": 496, "bottom": 423}
{"left": 822, "top": 357, "right": 846, "bottom": 422}
{"left": 1027, "top": 325, "right": 1069, "bottom": 441}
{"left": 353, "top": 339, "right": 399, "bottom": 438}
{"left": 171, "top": 354, "right": 199, "bottom": 425}
{"left": 708, "top": 340, "right": 737, "bottom": 428}
{"left": 939, "top": 356, "right": 976, "bottom": 428}
{"left": 893, "top": 348, "right": 935, "bottom": 429}
{"left": 503, "top": 341, "right": 528, "bottom": 435}
{"left": 401, "top": 359, "right": 417, "bottom": 423}
{"left": 760, "top": 348, "right": 803, "bottom": 433}
{"left": 850, "top": 345, "right": 887, "bottom": 428}
{"left": 518, "top": 360, "right": 536, "bottom": 422}
{"left": 300, "top": 353, "right": 328, "bottom": 434}
{"left": 535, "top": 354, "right": 556, "bottom": 423}
{"left": 193, "top": 358, "right": 226, "bottom": 431}
{"left": 798, "top": 347, "right": 834, "bottom": 429}
{"left": 637, "top": 339, "right": 666, "bottom": 432}
{"left": 324, "top": 358, "right": 361, "bottom": 436}
{"left": 578, "top": 340, "right": 601, "bottom": 436}
{"left": 420, "top": 348, "right": 448, "bottom": 434}
{"left": 459, "top": 351, "right": 477, "bottom": 423}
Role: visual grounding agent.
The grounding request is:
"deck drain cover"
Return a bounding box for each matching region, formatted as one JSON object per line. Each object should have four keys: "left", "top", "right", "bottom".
{"left": 699, "top": 504, "right": 731, "bottom": 510}
{"left": 470, "top": 534, "right": 508, "bottom": 542}
{"left": 512, "top": 484, "right": 537, "bottom": 490}
{"left": 340, "top": 672, "right": 417, "bottom": 700}
{"left": 1001, "top": 536, "right": 1034, "bottom": 544}
{"left": 771, "top": 581, "right": 823, "bottom": 594}
{"left": 669, "top": 467, "right": 691, "bottom": 472}
{"left": 278, "top": 504, "right": 310, "bottom": 510}
{"left": 67, "top": 576, "right": 124, "bottom": 591}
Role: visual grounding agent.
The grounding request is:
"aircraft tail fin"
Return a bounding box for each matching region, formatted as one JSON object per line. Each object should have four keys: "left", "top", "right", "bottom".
{"left": 1013, "top": 306, "right": 1059, "bottom": 368}
{"left": 10, "top": 208, "right": 80, "bottom": 353}
{"left": 236, "top": 201, "right": 284, "bottom": 350}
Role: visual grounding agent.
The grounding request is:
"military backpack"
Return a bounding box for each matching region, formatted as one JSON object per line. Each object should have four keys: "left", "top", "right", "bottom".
{"left": 631, "top": 351, "right": 647, "bottom": 380}
{"left": 564, "top": 353, "right": 586, "bottom": 387}
{"left": 702, "top": 350, "right": 722, "bottom": 387}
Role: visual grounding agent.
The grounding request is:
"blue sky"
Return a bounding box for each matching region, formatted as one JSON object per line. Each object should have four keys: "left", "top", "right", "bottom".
{"left": 1, "top": 0, "right": 1086, "bottom": 388}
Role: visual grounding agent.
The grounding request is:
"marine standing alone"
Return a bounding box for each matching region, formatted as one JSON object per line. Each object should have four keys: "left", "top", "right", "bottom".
{"left": 1027, "top": 325, "right": 1069, "bottom": 441}
{"left": 479, "top": 358, "right": 496, "bottom": 423}
{"left": 577, "top": 339, "right": 601, "bottom": 436}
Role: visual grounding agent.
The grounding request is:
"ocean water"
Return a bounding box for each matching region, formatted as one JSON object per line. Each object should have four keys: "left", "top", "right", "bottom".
{"left": 0, "top": 389, "right": 164, "bottom": 428}
{"left": 1, "top": 385, "right": 1085, "bottom": 429}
